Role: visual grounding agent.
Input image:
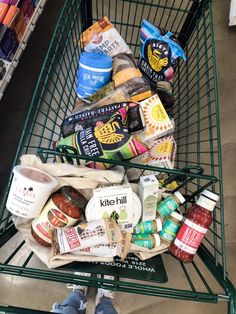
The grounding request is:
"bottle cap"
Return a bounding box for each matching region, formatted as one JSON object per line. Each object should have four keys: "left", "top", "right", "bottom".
{"left": 61, "top": 186, "right": 87, "bottom": 209}
{"left": 170, "top": 211, "right": 183, "bottom": 221}
{"left": 153, "top": 233, "right": 161, "bottom": 247}
{"left": 174, "top": 191, "right": 185, "bottom": 204}
{"left": 196, "top": 195, "right": 217, "bottom": 212}
{"left": 201, "top": 189, "right": 219, "bottom": 202}
{"left": 79, "top": 52, "right": 113, "bottom": 70}
{"left": 155, "top": 218, "right": 162, "bottom": 231}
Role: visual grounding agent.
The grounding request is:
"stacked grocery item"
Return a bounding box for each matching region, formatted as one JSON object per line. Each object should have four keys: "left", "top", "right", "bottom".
{"left": 6, "top": 162, "right": 219, "bottom": 265}
{"left": 0, "top": 0, "right": 37, "bottom": 78}
{"left": 55, "top": 17, "right": 183, "bottom": 170}
{"left": 4, "top": 17, "right": 219, "bottom": 267}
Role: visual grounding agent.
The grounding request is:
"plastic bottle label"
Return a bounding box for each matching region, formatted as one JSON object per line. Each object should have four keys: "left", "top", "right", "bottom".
{"left": 132, "top": 238, "right": 153, "bottom": 249}
{"left": 160, "top": 219, "right": 180, "bottom": 242}
{"left": 77, "top": 61, "right": 112, "bottom": 98}
{"left": 173, "top": 219, "right": 208, "bottom": 254}
{"left": 133, "top": 221, "right": 154, "bottom": 234}
{"left": 157, "top": 196, "right": 179, "bottom": 218}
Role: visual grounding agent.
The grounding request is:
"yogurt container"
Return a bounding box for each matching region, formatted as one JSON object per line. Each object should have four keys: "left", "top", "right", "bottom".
{"left": 6, "top": 166, "right": 58, "bottom": 218}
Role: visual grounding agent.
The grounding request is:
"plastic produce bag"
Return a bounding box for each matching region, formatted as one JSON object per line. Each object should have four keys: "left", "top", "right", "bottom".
{"left": 112, "top": 53, "right": 152, "bottom": 102}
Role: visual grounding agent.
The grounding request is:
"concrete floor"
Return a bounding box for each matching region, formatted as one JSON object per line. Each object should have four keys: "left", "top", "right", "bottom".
{"left": 0, "top": 0, "right": 236, "bottom": 313}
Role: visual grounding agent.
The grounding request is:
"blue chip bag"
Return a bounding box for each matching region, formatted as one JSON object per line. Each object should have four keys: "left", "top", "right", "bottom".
{"left": 139, "top": 20, "right": 187, "bottom": 85}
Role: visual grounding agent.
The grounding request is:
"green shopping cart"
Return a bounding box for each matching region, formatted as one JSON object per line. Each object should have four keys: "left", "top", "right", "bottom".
{"left": 0, "top": 0, "right": 235, "bottom": 313}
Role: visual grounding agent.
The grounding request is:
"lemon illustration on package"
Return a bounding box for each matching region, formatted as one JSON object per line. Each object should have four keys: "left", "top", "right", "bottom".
{"left": 102, "top": 211, "right": 110, "bottom": 219}
{"left": 119, "top": 207, "right": 128, "bottom": 220}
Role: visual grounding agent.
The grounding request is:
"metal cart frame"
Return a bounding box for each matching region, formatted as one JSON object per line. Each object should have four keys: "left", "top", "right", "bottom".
{"left": 0, "top": 0, "right": 235, "bottom": 313}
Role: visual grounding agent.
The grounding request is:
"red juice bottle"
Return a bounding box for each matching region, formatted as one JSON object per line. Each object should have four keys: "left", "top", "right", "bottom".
{"left": 169, "top": 189, "right": 219, "bottom": 262}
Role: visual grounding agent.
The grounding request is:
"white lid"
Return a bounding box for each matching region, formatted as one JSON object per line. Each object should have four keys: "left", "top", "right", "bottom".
{"left": 13, "top": 165, "right": 58, "bottom": 189}
{"left": 132, "top": 192, "right": 142, "bottom": 226}
{"left": 201, "top": 189, "right": 219, "bottom": 202}
{"left": 174, "top": 191, "right": 185, "bottom": 204}
{"left": 196, "top": 195, "right": 217, "bottom": 211}
{"left": 153, "top": 234, "right": 161, "bottom": 247}
{"left": 170, "top": 211, "right": 183, "bottom": 221}
{"left": 85, "top": 197, "right": 94, "bottom": 221}
{"left": 140, "top": 175, "right": 159, "bottom": 187}
{"left": 155, "top": 218, "right": 162, "bottom": 231}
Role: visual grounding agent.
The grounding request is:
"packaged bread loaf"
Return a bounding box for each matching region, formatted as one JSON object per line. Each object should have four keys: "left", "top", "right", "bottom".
{"left": 112, "top": 53, "right": 152, "bottom": 102}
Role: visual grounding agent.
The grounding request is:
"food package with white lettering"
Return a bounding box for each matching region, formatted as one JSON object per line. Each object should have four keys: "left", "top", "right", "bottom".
{"left": 54, "top": 112, "right": 148, "bottom": 169}
{"left": 73, "top": 243, "right": 119, "bottom": 258}
{"left": 52, "top": 219, "right": 122, "bottom": 255}
{"left": 80, "top": 17, "right": 132, "bottom": 57}
{"left": 85, "top": 183, "right": 142, "bottom": 232}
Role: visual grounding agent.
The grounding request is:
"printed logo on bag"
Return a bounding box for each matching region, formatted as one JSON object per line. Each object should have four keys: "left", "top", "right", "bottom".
{"left": 94, "top": 116, "right": 129, "bottom": 149}
{"left": 140, "top": 39, "right": 171, "bottom": 83}
{"left": 90, "top": 32, "right": 103, "bottom": 44}
{"left": 94, "top": 121, "right": 124, "bottom": 144}
{"left": 145, "top": 39, "right": 170, "bottom": 72}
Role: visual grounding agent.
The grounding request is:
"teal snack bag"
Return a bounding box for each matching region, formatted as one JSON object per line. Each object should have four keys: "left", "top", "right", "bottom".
{"left": 139, "top": 19, "right": 187, "bottom": 84}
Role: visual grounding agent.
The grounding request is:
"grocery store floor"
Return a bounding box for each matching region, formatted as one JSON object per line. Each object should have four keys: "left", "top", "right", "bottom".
{"left": 0, "top": 0, "right": 236, "bottom": 313}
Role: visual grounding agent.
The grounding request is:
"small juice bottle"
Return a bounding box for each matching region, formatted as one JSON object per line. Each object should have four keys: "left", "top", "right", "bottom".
{"left": 157, "top": 191, "right": 185, "bottom": 219}
{"left": 132, "top": 233, "right": 161, "bottom": 249}
{"left": 133, "top": 219, "right": 162, "bottom": 235}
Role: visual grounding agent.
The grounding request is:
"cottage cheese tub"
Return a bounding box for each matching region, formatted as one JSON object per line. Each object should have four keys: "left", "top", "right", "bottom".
{"left": 6, "top": 165, "right": 58, "bottom": 218}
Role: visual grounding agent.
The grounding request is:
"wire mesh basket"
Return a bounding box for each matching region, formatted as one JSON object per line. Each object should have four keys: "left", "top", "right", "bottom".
{"left": 0, "top": 0, "right": 235, "bottom": 313}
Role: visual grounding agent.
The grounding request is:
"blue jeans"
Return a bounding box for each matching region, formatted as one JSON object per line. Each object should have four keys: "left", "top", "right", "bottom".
{"left": 51, "top": 291, "right": 117, "bottom": 314}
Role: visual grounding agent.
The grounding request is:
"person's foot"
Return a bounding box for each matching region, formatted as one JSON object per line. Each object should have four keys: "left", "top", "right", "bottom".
{"left": 95, "top": 275, "right": 115, "bottom": 306}
{"left": 66, "top": 272, "right": 91, "bottom": 295}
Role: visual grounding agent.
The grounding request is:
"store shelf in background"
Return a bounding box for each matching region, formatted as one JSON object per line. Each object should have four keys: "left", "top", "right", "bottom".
{"left": 0, "top": 0, "right": 47, "bottom": 101}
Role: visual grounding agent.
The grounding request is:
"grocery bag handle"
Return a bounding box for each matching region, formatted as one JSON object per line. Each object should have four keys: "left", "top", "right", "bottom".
{"left": 55, "top": 146, "right": 80, "bottom": 165}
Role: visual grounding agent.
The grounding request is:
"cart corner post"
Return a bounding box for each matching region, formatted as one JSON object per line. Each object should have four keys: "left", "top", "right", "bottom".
{"left": 81, "top": 0, "right": 93, "bottom": 31}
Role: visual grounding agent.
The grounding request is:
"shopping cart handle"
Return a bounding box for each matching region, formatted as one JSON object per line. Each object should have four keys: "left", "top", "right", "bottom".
{"left": 181, "top": 165, "right": 204, "bottom": 175}
{"left": 55, "top": 145, "right": 79, "bottom": 165}
{"left": 163, "top": 165, "right": 204, "bottom": 185}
